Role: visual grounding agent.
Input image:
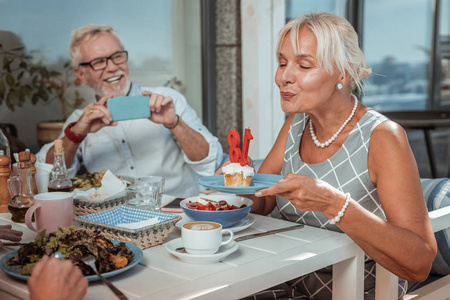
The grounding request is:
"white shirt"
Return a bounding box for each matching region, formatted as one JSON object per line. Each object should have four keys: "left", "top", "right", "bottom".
{"left": 36, "top": 83, "right": 223, "bottom": 197}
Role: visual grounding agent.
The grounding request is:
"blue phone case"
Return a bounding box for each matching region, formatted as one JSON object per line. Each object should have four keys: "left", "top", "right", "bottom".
{"left": 107, "top": 95, "right": 150, "bottom": 121}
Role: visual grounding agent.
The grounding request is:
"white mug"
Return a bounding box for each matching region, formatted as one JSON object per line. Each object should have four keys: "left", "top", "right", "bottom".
{"left": 35, "top": 161, "right": 53, "bottom": 193}
{"left": 182, "top": 221, "right": 234, "bottom": 255}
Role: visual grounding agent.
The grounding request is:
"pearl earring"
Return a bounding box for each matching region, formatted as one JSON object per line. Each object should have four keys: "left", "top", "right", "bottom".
{"left": 336, "top": 82, "right": 344, "bottom": 90}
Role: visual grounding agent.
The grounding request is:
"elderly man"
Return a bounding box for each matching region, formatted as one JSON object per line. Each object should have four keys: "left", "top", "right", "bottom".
{"left": 36, "top": 24, "right": 223, "bottom": 197}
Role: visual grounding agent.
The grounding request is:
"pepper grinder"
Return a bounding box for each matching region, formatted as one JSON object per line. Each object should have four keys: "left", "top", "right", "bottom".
{"left": 0, "top": 150, "right": 11, "bottom": 213}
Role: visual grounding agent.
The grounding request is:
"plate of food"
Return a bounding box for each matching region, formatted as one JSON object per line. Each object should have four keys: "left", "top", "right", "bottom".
{"left": 198, "top": 174, "right": 283, "bottom": 194}
{"left": 0, "top": 227, "right": 143, "bottom": 282}
{"left": 71, "top": 170, "right": 134, "bottom": 191}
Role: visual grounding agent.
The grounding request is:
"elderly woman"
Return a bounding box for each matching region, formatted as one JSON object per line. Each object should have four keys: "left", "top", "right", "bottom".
{"left": 244, "top": 12, "right": 437, "bottom": 299}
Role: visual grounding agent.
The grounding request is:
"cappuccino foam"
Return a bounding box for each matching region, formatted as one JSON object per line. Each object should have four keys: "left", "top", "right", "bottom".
{"left": 183, "top": 221, "right": 220, "bottom": 230}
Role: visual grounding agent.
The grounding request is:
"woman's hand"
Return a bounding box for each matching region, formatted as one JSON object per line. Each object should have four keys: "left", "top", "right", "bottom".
{"left": 28, "top": 255, "right": 88, "bottom": 300}
{"left": 0, "top": 224, "right": 23, "bottom": 248}
{"left": 255, "top": 173, "right": 343, "bottom": 216}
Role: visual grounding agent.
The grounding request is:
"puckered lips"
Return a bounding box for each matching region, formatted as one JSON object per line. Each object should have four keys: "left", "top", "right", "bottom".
{"left": 280, "top": 91, "right": 296, "bottom": 100}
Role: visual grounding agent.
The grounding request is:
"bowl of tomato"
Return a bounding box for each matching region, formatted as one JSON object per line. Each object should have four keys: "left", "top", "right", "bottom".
{"left": 180, "top": 195, "right": 253, "bottom": 228}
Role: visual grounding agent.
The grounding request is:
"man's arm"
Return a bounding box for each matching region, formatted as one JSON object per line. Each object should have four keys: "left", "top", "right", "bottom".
{"left": 165, "top": 117, "right": 209, "bottom": 161}
{"left": 142, "top": 90, "right": 216, "bottom": 163}
{"left": 45, "top": 136, "right": 82, "bottom": 166}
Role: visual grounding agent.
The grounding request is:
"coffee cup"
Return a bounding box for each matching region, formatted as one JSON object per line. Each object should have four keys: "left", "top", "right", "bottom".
{"left": 25, "top": 192, "right": 73, "bottom": 233}
{"left": 182, "top": 221, "right": 234, "bottom": 255}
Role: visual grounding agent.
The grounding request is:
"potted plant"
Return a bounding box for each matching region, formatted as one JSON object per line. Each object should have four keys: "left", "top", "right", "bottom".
{"left": 0, "top": 42, "right": 86, "bottom": 146}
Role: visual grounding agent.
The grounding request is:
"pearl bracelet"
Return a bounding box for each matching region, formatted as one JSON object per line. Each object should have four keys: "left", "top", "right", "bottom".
{"left": 329, "top": 193, "right": 351, "bottom": 225}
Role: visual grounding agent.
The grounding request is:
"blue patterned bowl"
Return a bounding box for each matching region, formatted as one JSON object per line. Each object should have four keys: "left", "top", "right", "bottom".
{"left": 180, "top": 195, "right": 253, "bottom": 228}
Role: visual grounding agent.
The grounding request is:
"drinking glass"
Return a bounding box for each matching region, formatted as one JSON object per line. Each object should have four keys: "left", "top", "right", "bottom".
{"left": 128, "top": 176, "right": 165, "bottom": 210}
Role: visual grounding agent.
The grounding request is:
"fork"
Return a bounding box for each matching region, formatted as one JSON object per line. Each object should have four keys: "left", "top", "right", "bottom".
{"left": 81, "top": 255, "right": 129, "bottom": 300}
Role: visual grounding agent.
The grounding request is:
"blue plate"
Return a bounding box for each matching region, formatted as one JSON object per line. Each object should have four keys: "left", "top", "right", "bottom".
{"left": 198, "top": 174, "right": 283, "bottom": 194}
{"left": 0, "top": 240, "right": 143, "bottom": 282}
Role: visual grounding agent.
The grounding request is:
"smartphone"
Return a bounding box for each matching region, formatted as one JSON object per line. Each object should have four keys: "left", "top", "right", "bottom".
{"left": 161, "top": 197, "right": 185, "bottom": 213}
{"left": 107, "top": 95, "right": 150, "bottom": 121}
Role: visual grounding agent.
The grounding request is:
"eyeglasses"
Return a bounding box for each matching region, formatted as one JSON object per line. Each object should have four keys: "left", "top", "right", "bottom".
{"left": 79, "top": 50, "right": 128, "bottom": 71}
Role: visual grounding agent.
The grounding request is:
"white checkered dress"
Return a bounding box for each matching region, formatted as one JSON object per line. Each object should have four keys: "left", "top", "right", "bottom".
{"left": 273, "top": 110, "right": 407, "bottom": 299}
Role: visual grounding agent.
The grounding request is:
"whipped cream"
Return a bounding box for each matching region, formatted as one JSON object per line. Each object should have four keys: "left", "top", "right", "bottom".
{"left": 222, "top": 163, "right": 255, "bottom": 178}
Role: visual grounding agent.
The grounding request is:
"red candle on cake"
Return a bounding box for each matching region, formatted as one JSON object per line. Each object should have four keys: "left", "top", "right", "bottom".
{"left": 223, "top": 128, "right": 255, "bottom": 187}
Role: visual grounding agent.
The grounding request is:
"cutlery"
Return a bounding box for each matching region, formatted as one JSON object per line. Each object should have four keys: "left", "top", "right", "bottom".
{"left": 175, "top": 224, "right": 304, "bottom": 252}
{"left": 81, "top": 255, "right": 129, "bottom": 300}
{"left": 2, "top": 242, "right": 29, "bottom": 247}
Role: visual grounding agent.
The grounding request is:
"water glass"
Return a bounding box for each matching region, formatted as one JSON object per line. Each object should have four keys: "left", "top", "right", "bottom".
{"left": 128, "top": 176, "right": 165, "bottom": 210}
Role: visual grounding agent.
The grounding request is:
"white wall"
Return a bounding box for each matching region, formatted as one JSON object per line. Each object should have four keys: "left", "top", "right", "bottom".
{"left": 241, "top": 0, "right": 286, "bottom": 159}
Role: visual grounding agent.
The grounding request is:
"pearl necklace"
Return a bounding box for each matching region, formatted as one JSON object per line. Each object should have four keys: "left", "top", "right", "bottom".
{"left": 309, "top": 95, "right": 358, "bottom": 148}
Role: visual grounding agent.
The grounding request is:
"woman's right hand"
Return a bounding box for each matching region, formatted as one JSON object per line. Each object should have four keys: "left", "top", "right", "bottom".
{"left": 28, "top": 255, "right": 88, "bottom": 300}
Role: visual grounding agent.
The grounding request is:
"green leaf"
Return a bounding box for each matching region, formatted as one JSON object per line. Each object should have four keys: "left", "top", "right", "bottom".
{"left": 18, "top": 88, "right": 26, "bottom": 105}
{"left": 17, "top": 71, "right": 24, "bottom": 81}
{"left": 0, "top": 80, "right": 5, "bottom": 100}
{"left": 31, "top": 93, "right": 39, "bottom": 105}
{"left": 19, "top": 61, "right": 27, "bottom": 69}
{"left": 6, "top": 90, "right": 18, "bottom": 111}
{"left": 5, "top": 73, "right": 15, "bottom": 87}
{"left": 50, "top": 70, "right": 61, "bottom": 77}
{"left": 39, "top": 89, "right": 49, "bottom": 101}
{"left": 11, "top": 46, "right": 24, "bottom": 52}
{"left": 19, "top": 85, "right": 32, "bottom": 97}
{"left": 3, "top": 57, "right": 11, "bottom": 72}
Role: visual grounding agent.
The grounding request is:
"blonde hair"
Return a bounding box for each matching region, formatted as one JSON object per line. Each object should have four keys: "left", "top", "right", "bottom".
{"left": 69, "top": 24, "right": 124, "bottom": 68}
{"left": 276, "top": 12, "right": 371, "bottom": 93}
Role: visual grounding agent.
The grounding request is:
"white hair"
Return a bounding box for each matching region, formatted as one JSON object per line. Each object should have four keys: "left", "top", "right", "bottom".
{"left": 69, "top": 24, "right": 124, "bottom": 68}
{"left": 277, "top": 12, "right": 372, "bottom": 93}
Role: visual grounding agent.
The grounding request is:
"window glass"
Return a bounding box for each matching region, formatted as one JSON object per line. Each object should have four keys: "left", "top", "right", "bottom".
{"left": 286, "top": 0, "right": 346, "bottom": 21}
{"left": 0, "top": 0, "right": 173, "bottom": 79}
{"left": 439, "top": 0, "right": 450, "bottom": 107}
{"left": 0, "top": 0, "right": 202, "bottom": 150}
{"left": 362, "top": 0, "right": 433, "bottom": 111}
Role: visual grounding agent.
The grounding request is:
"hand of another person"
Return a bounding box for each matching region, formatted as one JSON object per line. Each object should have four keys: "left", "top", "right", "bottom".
{"left": 214, "top": 157, "right": 254, "bottom": 175}
{"left": 141, "top": 91, "right": 178, "bottom": 127}
{"left": 28, "top": 255, "right": 88, "bottom": 300}
{"left": 214, "top": 160, "right": 230, "bottom": 175}
{"left": 0, "top": 224, "right": 23, "bottom": 248}
{"left": 71, "top": 95, "right": 117, "bottom": 138}
{"left": 255, "top": 173, "right": 343, "bottom": 214}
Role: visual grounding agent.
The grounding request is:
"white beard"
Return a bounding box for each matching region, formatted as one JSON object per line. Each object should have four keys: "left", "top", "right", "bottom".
{"left": 89, "top": 75, "right": 131, "bottom": 98}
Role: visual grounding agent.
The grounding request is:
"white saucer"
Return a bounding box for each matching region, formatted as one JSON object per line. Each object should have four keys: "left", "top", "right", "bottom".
{"left": 165, "top": 238, "right": 239, "bottom": 264}
{"left": 175, "top": 215, "right": 255, "bottom": 233}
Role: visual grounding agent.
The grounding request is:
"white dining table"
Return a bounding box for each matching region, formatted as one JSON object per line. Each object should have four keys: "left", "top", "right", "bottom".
{"left": 0, "top": 207, "right": 365, "bottom": 300}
